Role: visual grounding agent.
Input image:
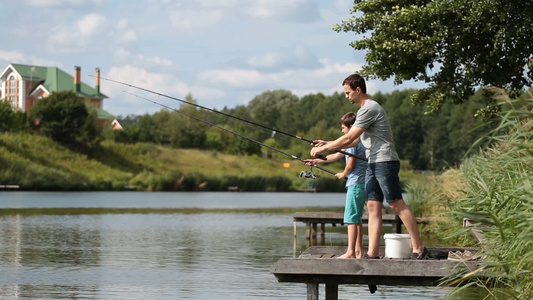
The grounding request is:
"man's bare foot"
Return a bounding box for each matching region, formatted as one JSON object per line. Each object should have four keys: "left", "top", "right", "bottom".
{"left": 336, "top": 253, "right": 355, "bottom": 259}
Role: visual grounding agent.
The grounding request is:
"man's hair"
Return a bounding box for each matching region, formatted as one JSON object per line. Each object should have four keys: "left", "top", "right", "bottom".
{"left": 340, "top": 112, "right": 356, "bottom": 127}
{"left": 342, "top": 73, "right": 367, "bottom": 93}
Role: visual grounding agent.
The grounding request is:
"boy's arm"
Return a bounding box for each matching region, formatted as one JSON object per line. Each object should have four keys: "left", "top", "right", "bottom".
{"left": 335, "top": 156, "right": 356, "bottom": 179}
{"left": 304, "top": 152, "right": 345, "bottom": 166}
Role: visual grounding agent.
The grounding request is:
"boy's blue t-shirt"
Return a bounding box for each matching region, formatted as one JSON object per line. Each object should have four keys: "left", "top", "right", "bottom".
{"left": 344, "top": 143, "right": 367, "bottom": 187}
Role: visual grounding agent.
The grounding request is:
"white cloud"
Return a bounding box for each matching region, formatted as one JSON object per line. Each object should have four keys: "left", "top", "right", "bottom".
{"left": 0, "top": 50, "right": 28, "bottom": 63}
{"left": 106, "top": 65, "right": 188, "bottom": 95}
{"left": 149, "top": 0, "right": 320, "bottom": 34}
{"left": 103, "top": 65, "right": 191, "bottom": 115}
{"left": 190, "top": 55, "right": 369, "bottom": 111}
{"left": 313, "top": 59, "right": 361, "bottom": 77}
{"left": 243, "top": 0, "right": 320, "bottom": 22}
{"left": 113, "top": 48, "right": 173, "bottom": 68}
{"left": 45, "top": 14, "right": 139, "bottom": 54}
{"left": 1, "top": 0, "right": 420, "bottom": 116}
{"left": 77, "top": 13, "right": 106, "bottom": 36}
{"left": 247, "top": 45, "right": 319, "bottom": 70}
{"left": 47, "top": 13, "right": 108, "bottom": 52}
{"left": 0, "top": 50, "right": 62, "bottom": 68}
{"left": 24, "top": 0, "right": 102, "bottom": 7}
{"left": 198, "top": 69, "right": 263, "bottom": 88}
{"left": 166, "top": 8, "right": 224, "bottom": 30}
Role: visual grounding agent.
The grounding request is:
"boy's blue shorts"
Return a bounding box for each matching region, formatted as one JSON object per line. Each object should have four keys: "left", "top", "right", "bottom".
{"left": 344, "top": 183, "right": 366, "bottom": 224}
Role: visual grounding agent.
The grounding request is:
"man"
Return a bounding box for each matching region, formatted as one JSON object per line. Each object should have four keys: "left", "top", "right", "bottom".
{"left": 310, "top": 74, "right": 428, "bottom": 259}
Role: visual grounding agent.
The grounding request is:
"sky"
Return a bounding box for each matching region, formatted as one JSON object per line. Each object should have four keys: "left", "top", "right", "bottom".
{"left": 0, "top": 0, "right": 426, "bottom": 117}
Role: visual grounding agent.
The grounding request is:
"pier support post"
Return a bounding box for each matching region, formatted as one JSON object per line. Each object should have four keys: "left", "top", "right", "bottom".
{"left": 306, "top": 283, "right": 319, "bottom": 300}
{"left": 395, "top": 215, "right": 402, "bottom": 233}
{"left": 325, "top": 284, "right": 338, "bottom": 300}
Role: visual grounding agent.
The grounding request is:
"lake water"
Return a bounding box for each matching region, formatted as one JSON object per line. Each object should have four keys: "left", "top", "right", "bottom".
{"left": 0, "top": 192, "right": 481, "bottom": 299}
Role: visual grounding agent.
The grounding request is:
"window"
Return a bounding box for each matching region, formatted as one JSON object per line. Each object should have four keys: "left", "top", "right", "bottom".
{"left": 7, "top": 75, "right": 18, "bottom": 110}
{"left": 9, "top": 75, "right": 16, "bottom": 95}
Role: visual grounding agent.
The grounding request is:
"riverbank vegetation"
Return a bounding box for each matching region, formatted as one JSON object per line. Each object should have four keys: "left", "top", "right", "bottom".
{"left": 3, "top": 86, "right": 495, "bottom": 192}
{"left": 407, "top": 90, "right": 532, "bottom": 299}
{"left": 114, "top": 88, "right": 498, "bottom": 171}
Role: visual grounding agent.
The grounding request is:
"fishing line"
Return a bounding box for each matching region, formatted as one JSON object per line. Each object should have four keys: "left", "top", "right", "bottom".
{"left": 123, "top": 91, "right": 338, "bottom": 177}
{"left": 94, "top": 75, "right": 367, "bottom": 162}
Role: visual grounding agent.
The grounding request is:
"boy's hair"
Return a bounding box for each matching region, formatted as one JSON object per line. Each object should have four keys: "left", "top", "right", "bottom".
{"left": 340, "top": 112, "right": 356, "bottom": 127}
{"left": 342, "top": 73, "right": 367, "bottom": 93}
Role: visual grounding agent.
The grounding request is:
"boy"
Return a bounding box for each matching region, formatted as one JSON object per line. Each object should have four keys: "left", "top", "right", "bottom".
{"left": 305, "top": 112, "right": 367, "bottom": 258}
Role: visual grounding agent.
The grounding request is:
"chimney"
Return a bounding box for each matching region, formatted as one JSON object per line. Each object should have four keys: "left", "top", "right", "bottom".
{"left": 74, "top": 66, "right": 81, "bottom": 93}
{"left": 95, "top": 67, "right": 100, "bottom": 94}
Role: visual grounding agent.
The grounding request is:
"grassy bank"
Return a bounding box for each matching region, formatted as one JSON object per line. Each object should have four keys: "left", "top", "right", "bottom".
{"left": 1, "top": 133, "right": 423, "bottom": 192}
{"left": 0, "top": 133, "right": 424, "bottom": 192}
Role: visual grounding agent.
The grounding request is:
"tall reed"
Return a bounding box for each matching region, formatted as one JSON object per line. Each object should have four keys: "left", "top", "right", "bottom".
{"left": 443, "top": 89, "right": 532, "bottom": 299}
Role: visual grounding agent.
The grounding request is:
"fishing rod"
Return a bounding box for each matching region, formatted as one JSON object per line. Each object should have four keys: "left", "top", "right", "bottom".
{"left": 123, "top": 91, "right": 338, "bottom": 178}
{"left": 93, "top": 75, "right": 367, "bottom": 162}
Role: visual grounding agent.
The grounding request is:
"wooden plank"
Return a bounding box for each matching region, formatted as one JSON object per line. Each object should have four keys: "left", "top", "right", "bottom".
{"left": 294, "top": 212, "right": 403, "bottom": 238}
{"left": 271, "top": 257, "right": 484, "bottom": 277}
{"left": 299, "top": 246, "right": 477, "bottom": 258}
{"left": 293, "top": 212, "right": 399, "bottom": 224}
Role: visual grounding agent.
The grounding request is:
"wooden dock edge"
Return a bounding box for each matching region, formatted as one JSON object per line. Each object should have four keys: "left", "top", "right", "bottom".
{"left": 270, "top": 246, "right": 487, "bottom": 300}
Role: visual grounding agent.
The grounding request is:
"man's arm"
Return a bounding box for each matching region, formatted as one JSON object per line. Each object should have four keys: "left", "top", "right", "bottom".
{"left": 310, "top": 126, "right": 365, "bottom": 158}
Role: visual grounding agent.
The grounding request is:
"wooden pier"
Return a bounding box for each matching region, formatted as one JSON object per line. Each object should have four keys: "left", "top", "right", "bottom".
{"left": 271, "top": 246, "right": 484, "bottom": 300}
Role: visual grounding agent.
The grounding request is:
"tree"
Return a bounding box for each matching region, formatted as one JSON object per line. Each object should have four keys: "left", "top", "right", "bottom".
{"left": 30, "top": 91, "right": 98, "bottom": 146}
{"left": 334, "top": 0, "right": 533, "bottom": 112}
{"left": 381, "top": 90, "right": 427, "bottom": 169}
{"left": 247, "top": 90, "right": 299, "bottom": 145}
{"left": 0, "top": 100, "right": 15, "bottom": 132}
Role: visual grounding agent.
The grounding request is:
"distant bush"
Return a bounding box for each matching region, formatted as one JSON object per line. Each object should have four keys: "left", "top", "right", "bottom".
{"left": 29, "top": 91, "right": 99, "bottom": 148}
{"left": 0, "top": 99, "right": 26, "bottom": 133}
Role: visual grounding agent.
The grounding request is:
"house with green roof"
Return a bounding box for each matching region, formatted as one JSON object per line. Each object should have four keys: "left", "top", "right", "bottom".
{"left": 0, "top": 63, "right": 114, "bottom": 125}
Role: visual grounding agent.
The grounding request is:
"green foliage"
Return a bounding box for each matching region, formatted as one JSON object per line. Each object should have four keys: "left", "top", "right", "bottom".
{"left": 444, "top": 92, "right": 532, "bottom": 299}
{"left": 113, "top": 86, "right": 503, "bottom": 171}
{"left": 0, "top": 132, "right": 325, "bottom": 192}
{"left": 334, "top": 0, "right": 533, "bottom": 112}
{"left": 404, "top": 179, "right": 428, "bottom": 218}
{"left": 29, "top": 91, "right": 99, "bottom": 147}
{"left": 0, "top": 132, "right": 130, "bottom": 190}
{"left": 407, "top": 91, "right": 532, "bottom": 298}
{"left": 315, "top": 177, "right": 347, "bottom": 192}
{"left": 0, "top": 99, "right": 26, "bottom": 133}
{"left": 0, "top": 100, "right": 16, "bottom": 132}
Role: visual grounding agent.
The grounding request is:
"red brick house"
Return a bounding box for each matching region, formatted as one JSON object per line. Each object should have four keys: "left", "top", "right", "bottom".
{"left": 0, "top": 63, "right": 113, "bottom": 126}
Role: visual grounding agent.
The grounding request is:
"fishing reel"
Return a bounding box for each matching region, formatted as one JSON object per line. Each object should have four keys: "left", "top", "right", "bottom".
{"left": 299, "top": 170, "right": 317, "bottom": 179}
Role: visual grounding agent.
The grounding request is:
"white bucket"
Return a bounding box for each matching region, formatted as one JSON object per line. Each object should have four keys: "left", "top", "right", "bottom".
{"left": 384, "top": 233, "right": 412, "bottom": 258}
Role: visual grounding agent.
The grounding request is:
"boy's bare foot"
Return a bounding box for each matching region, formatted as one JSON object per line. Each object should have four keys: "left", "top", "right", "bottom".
{"left": 336, "top": 253, "right": 355, "bottom": 259}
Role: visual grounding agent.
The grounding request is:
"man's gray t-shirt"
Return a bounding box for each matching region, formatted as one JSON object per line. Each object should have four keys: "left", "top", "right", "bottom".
{"left": 353, "top": 99, "right": 400, "bottom": 163}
